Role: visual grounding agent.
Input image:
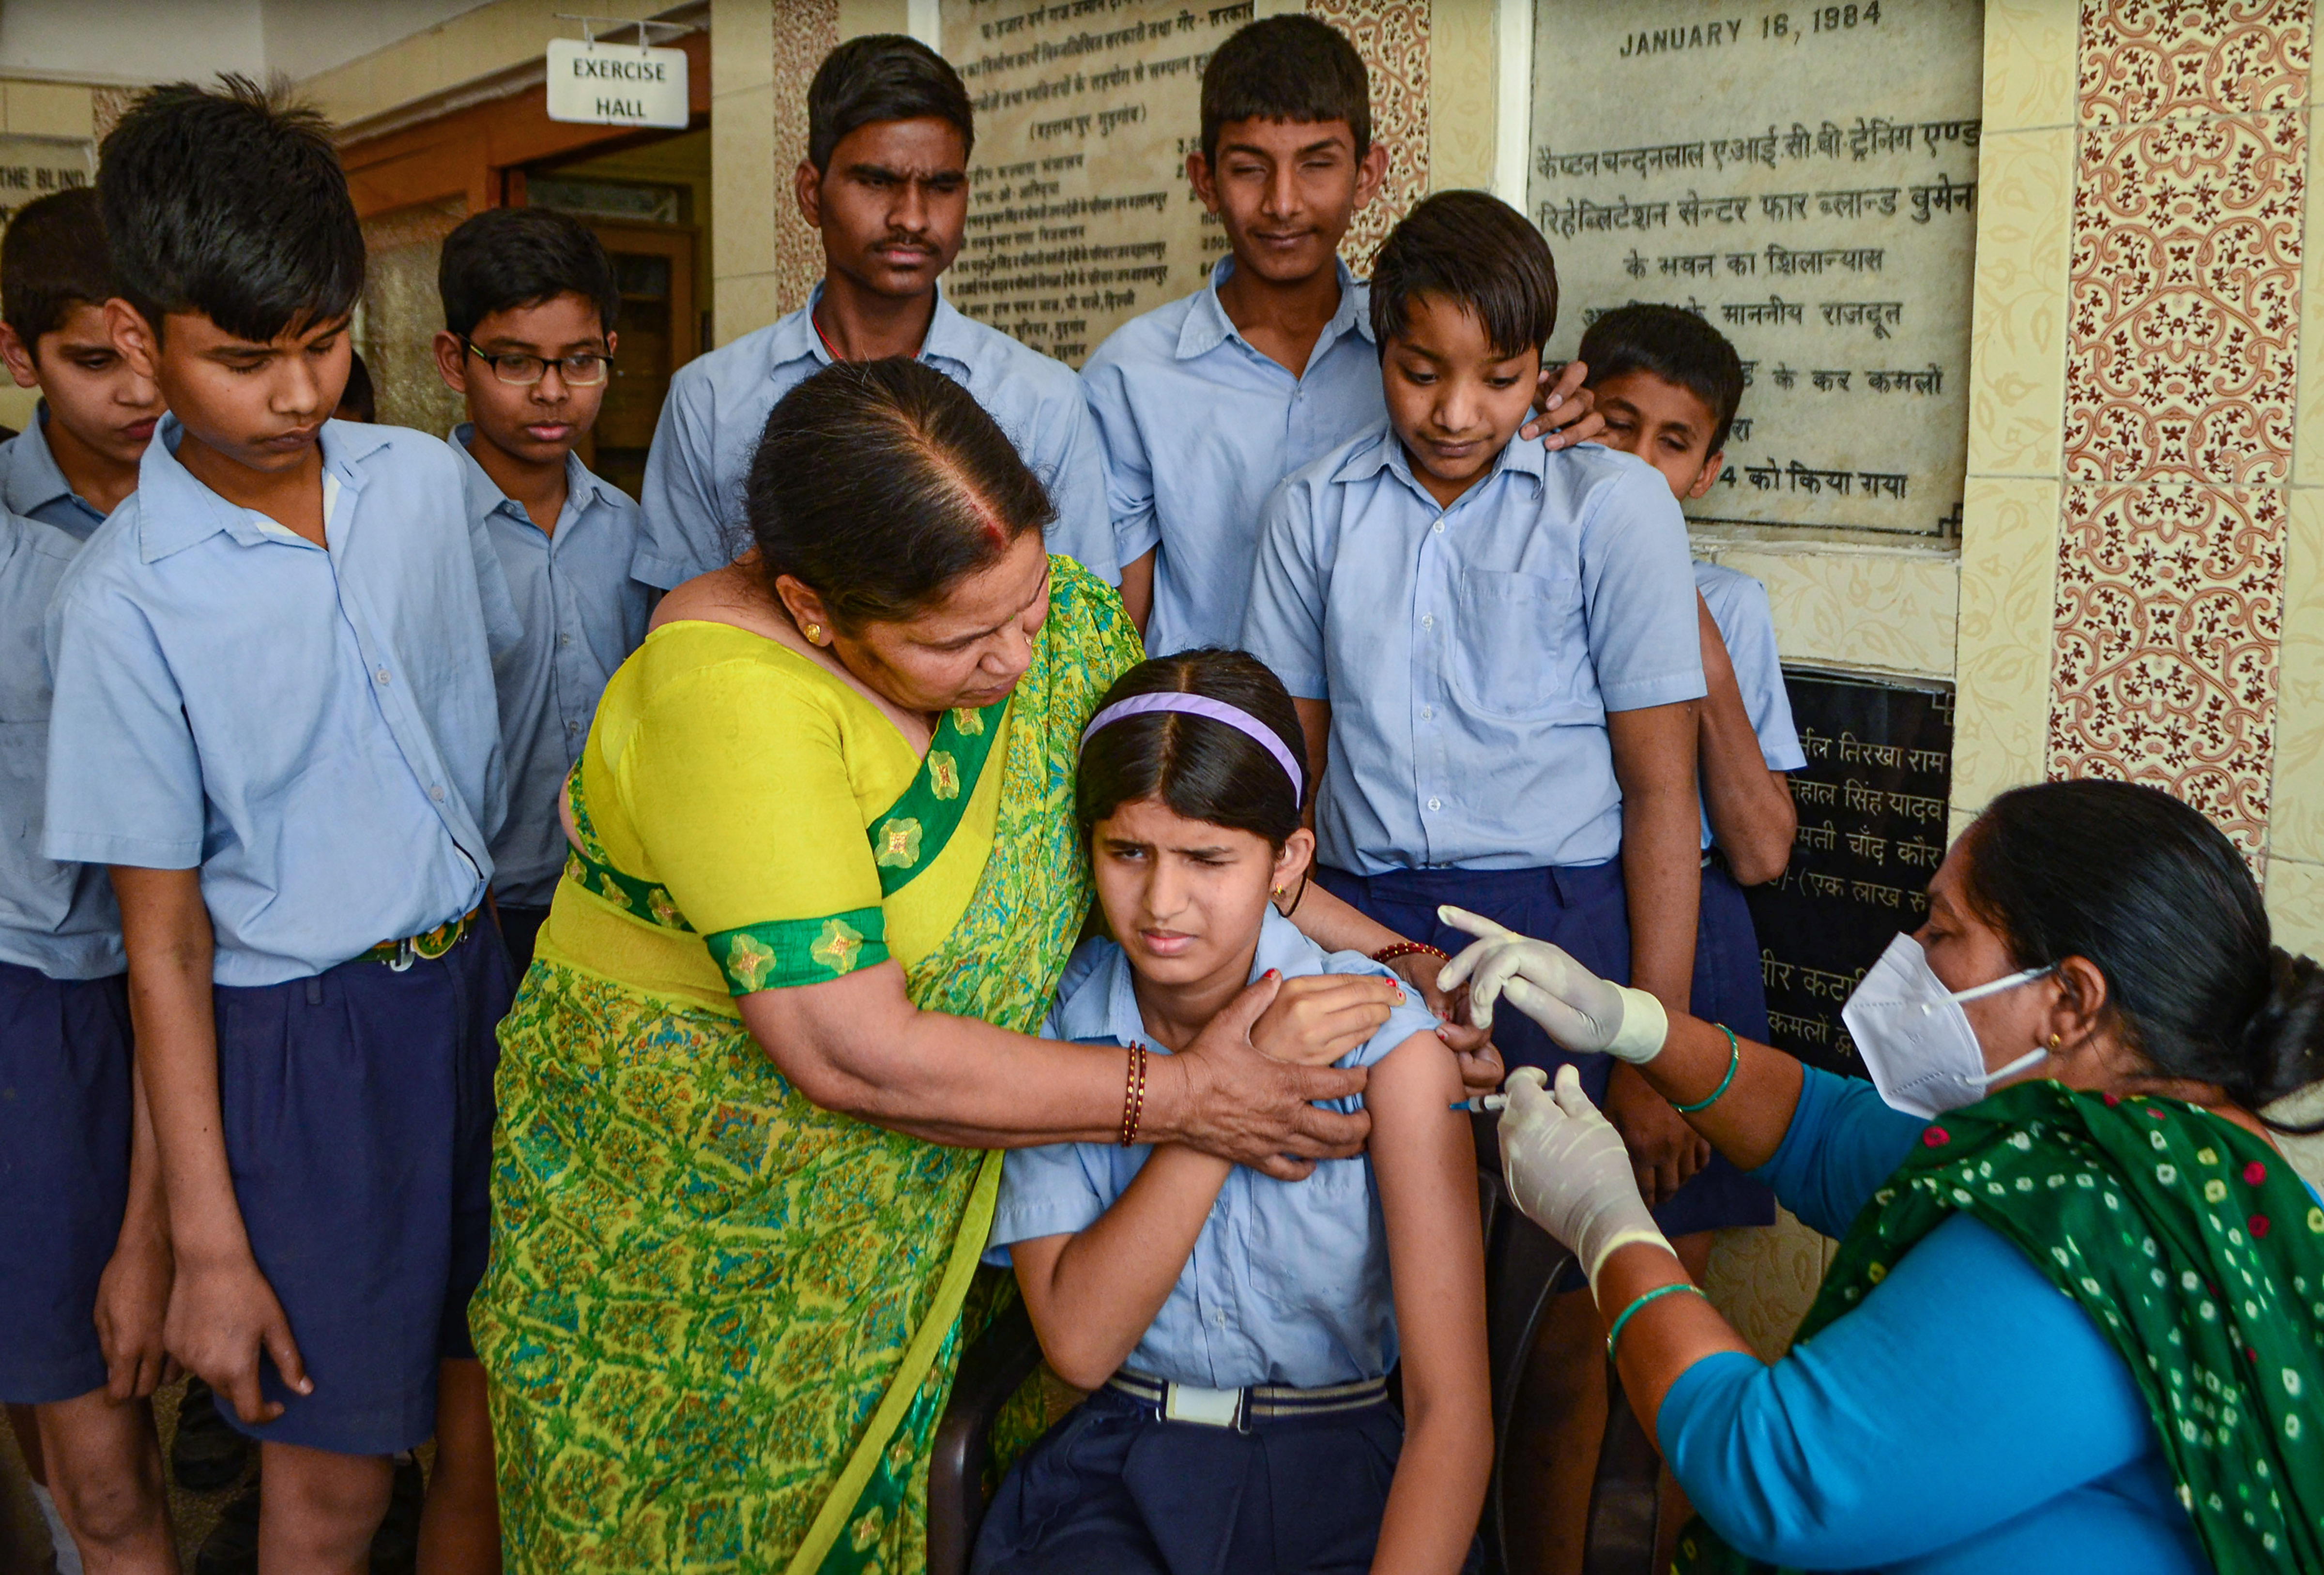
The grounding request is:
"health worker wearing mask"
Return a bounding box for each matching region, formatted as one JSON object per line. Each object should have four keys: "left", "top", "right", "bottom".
{"left": 1440, "top": 778, "right": 2324, "bottom": 1575}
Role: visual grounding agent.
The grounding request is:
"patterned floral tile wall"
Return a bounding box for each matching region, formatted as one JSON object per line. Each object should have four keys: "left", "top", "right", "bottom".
{"left": 2047, "top": 482, "right": 2287, "bottom": 858}
{"left": 2042, "top": 0, "right": 2313, "bottom": 881}
{"left": 2077, "top": 0, "right": 2311, "bottom": 125}
{"left": 2060, "top": 112, "right": 2304, "bottom": 485}
{"left": 1306, "top": 0, "right": 1431, "bottom": 272}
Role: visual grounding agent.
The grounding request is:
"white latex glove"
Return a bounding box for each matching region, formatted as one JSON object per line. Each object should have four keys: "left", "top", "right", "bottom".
{"left": 1497, "top": 1065, "right": 1671, "bottom": 1284}
{"left": 1436, "top": 905, "right": 1669, "bottom": 1064}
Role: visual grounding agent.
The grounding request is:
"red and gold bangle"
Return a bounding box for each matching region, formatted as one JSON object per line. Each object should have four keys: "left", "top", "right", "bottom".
{"left": 1119, "top": 1042, "right": 1149, "bottom": 1146}
{"left": 1371, "top": 941, "right": 1450, "bottom": 968}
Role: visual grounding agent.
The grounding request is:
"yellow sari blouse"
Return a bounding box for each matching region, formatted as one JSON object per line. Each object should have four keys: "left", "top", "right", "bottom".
{"left": 539, "top": 620, "right": 1012, "bottom": 1014}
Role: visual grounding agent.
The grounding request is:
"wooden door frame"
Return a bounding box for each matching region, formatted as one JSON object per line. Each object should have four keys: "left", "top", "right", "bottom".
{"left": 338, "top": 30, "right": 710, "bottom": 221}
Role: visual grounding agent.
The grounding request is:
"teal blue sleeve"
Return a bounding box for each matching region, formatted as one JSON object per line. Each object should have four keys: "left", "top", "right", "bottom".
{"left": 1749, "top": 1066, "right": 1927, "bottom": 1239}
{"left": 1657, "top": 1213, "right": 2174, "bottom": 1568}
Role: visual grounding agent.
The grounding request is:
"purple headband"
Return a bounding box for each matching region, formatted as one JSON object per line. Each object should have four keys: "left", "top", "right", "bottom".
{"left": 1080, "top": 693, "right": 1305, "bottom": 802}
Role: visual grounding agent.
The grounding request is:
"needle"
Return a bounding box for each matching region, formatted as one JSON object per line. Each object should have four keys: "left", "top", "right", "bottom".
{"left": 1449, "top": 1095, "right": 1509, "bottom": 1113}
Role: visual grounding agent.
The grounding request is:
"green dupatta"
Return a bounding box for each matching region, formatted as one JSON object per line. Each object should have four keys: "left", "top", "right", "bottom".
{"left": 1679, "top": 1081, "right": 2324, "bottom": 1575}
{"left": 474, "top": 558, "right": 1140, "bottom": 1575}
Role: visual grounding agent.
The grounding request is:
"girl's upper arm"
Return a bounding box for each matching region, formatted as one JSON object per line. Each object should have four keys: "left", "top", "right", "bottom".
{"left": 1367, "top": 1031, "right": 1488, "bottom": 1396}
{"left": 1752, "top": 1066, "right": 1927, "bottom": 1238}
{"left": 1657, "top": 1212, "right": 2160, "bottom": 1569}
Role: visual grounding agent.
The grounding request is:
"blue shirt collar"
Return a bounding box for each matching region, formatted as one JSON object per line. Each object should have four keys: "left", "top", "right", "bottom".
{"left": 134, "top": 414, "right": 392, "bottom": 563}
{"left": 1057, "top": 908, "right": 1322, "bottom": 1047}
{"left": 1332, "top": 421, "right": 1550, "bottom": 507}
{"left": 1176, "top": 256, "right": 1372, "bottom": 363}
{"left": 772, "top": 281, "right": 979, "bottom": 378}
{"left": 2, "top": 407, "right": 78, "bottom": 515}
{"left": 448, "top": 422, "right": 617, "bottom": 526}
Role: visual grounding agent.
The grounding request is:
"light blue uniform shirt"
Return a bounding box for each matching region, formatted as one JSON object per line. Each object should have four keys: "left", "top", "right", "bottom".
{"left": 453, "top": 424, "right": 650, "bottom": 907}
{"left": 986, "top": 908, "right": 1439, "bottom": 1391}
{"left": 1693, "top": 560, "right": 1805, "bottom": 849}
{"left": 43, "top": 417, "right": 520, "bottom": 986}
{"left": 633, "top": 283, "right": 1117, "bottom": 589}
{"left": 1, "top": 409, "right": 112, "bottom": 540}
{"left": 0, "top": 510, "right": 121, "bottom": 979}
{"left": 1080, "top": 257, "right": 1385, "bottom": 655}
{"left": 1242, "top": 429, "right": 1706, "bottom": 874}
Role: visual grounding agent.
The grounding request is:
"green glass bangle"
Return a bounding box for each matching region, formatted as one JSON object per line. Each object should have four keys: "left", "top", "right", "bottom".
{"left": 1605, "top": 1281, "right": 1707, "bottom": 1362}
{"left": 1672, "top": 1023, "right": 1740, "bottom": 1114}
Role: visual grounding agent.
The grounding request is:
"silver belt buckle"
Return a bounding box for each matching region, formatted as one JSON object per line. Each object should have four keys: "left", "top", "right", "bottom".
{"left": 1162, "top": 1382, "right": 1245, "bottom": 1431}
{"left": 387, "top": 938, "right": 417, "bottom": 972}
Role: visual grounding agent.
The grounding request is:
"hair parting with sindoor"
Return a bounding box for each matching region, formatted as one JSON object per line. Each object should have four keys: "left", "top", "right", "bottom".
{"left": 1077, "top": 649, "right": 1310, "bottom": 852}
{"left": 1961, "top": 779, "right": 2324, "bottom": 1131}
{"left": 744, "top": 357, "right": 1052, "bottom": 631}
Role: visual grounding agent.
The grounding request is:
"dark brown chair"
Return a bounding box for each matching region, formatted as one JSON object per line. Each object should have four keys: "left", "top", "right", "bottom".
{"left": 926, "top": 1117, "right": 1664, "bottom": 1575}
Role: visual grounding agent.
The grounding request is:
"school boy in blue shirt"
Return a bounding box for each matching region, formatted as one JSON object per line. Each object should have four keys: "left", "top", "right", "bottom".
{"left": 0, "top": 188, "right": 164, "bottom": 537}
{"left": 433, "top": 206, "right": 650, "bottom": 973}
{"left": 44, "top": 81, "right": 516, "bottom": 1570}
{"left": 1583, "top": 305, "right": 1806, "bottom": 1032}
{"left": 1083, "top": 15, "right": 1595, "bottom": 650}
{"left": 1, "top": 503, "right": 180, "bottom": 1572}
{"left": 1243, "top": 192, "right": 1724, "bottom": 1245}
{"left": 637, "top": 34, "right": 1116, "bottom": 590}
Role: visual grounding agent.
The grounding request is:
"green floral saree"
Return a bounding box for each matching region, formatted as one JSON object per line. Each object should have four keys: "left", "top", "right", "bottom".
{"left": 472, "top": 560, "right": 1140, "bottom": 1573}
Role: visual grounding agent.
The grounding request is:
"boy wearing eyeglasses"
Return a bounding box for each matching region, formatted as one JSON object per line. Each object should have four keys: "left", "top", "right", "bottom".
{"left": 433, "top": 206, "right": 649, "bottom": 971}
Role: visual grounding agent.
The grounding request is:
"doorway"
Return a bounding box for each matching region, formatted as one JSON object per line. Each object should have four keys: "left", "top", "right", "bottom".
{"left": 523, "top": 128, "right": 711, "bottom": 499}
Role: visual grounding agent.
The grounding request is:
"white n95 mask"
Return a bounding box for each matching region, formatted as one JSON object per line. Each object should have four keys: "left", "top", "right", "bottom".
{"left": 1840, "top": 933, "right": 2054, "bottom": 1119}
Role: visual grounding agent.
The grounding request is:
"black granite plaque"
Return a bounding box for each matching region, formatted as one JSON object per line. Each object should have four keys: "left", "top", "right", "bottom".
{"left": 1742, "top": 669, "right": 1954, "bottom": 1080}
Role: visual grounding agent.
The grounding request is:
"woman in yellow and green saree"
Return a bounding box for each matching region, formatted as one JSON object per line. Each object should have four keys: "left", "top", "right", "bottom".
{"left": 470, "top": 360, "right": 1429, "bottom": 1574}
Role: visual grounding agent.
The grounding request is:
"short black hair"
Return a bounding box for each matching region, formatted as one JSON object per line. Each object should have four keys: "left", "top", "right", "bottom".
{"left": 1578, "top": 304, "right": 1747, "bottom": 456}
{"left": 98, "top": 76, "right": 364, "bottom": 343}
{"left": 745, "top": 357, "right": 1050, "bottom": 631}
{"left": 1370, "top": 190, "right": 1557, "bottom": 359}
{"left": 1, "top": 188, "right": 117, "bottom": 348}
{"left": 438, "top": 206, "right": 619, "bottom": 339}
{"left": 807, "top": 35, "right": 973, "bottom": 175}
{"left": 336, "top": 350, "right": 375, "bottom": 422}
{"left": 1077, "top": 649, "right": 1310, "bottom": 849}
{"left": 1201, "top": 15, "right": 1370, "bottom": 167}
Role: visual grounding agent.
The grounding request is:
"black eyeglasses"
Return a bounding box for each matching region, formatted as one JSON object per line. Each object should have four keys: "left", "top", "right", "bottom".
{"left": 463, "top": 341, "right": 613, "bottom": 386}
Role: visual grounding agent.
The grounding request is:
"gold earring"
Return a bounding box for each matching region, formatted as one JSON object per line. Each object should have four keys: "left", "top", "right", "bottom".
{"left": 804, "top": 623, "right": 823, "bottom": 644}
{"left": 2047, "top": 1033, "right": 2062, "bottom": 1051}
{"left": 1271, "top": 884, "right": 1286, "bottom": 900}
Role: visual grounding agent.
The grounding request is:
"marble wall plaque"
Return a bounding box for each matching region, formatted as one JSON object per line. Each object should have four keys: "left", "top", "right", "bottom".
{"left": 1529, "top": 0, "right": 1982, "bottom": 537}
{"left": 0, "top": 136, "right": 94, "bottom": 230}
{"left": 942, "top": 0, "right": 1262, "bottom": 366}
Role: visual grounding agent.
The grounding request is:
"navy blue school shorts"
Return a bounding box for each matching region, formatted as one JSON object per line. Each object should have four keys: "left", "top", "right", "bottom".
{"left": 972, "top": 1381, "right": 1483, "bottom": 1575}
{"left": 1318, "top": 861, "right": 1774, "bottom": 1237}
{"left": 0, "top": 960, "right": 133, "bottom": 1405}
{"left": 213, "top": 920, "right": 511, "bottom": 1455}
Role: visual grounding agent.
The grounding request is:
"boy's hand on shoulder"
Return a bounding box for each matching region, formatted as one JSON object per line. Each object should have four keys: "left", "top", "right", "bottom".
{"left": 1376, "top": 949, "right": 1504, "bottom": 1094}
{"left": 1602, "top": 1062, "right": 1711, "bottom": 1207}
{"left": 166, "top": 1253, "right": 312, "bottom": 1425}
{"left": 1521, "top": 360, "right": 1606, "bottom": 449}
{"left": 94, "top": 1217, "right": 175, "bottom": 1400}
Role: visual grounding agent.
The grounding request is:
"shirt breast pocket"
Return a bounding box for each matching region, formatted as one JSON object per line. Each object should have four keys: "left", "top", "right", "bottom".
{"left": 1247, "top": 1158, "right": 1385, "bottom": 1322}
{"left": 1452, "top": 567, "right": 1598, "bottom": 723}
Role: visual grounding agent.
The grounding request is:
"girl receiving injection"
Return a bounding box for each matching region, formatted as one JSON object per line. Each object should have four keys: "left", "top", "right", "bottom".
{"left": 975, "top": 649, "right": 1491, "bottom": 1575}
